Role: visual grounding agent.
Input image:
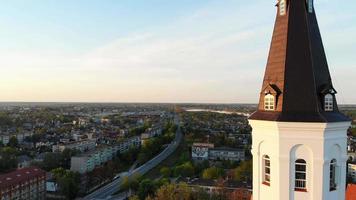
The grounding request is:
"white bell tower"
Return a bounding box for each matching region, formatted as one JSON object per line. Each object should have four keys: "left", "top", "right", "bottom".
{"left": 248, "top": 1, "right": 351, "bottom": 200}
{"left": 249, "top": 121, "right": 350, "bottom": 200}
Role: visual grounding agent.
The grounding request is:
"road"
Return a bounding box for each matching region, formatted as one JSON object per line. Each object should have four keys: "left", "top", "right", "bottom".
{"left": 84, "top": 116, "right": 183, "bottom": 200}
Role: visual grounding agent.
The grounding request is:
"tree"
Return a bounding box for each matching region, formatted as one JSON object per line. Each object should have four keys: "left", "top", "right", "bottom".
{"left": 129, "top": 195, "right": 140, "bottom": 200}
{"left": 61, "top": 149, "right": 78, "bottom": 169}
{"left": 150, "top": 183, "right": 192, "bottom": 200}
{"left": 202, "top": 167, "right": 224, "bottom": 180}
{"left": 228, "top": 188, "right": 252, "bottom": 200}
{"left": 0, "top": 147, "right": 18, "bottom": 172}
{"left": 160, "top": 167, "right": 171, "bottom": 178}
{"left": 58, "top": 172, "right": 80, "bottom": 200}
{"left": 0, "top": 112, "right": 13, "bottom": 127}
{"left": 51, "top": 168, "right": 81, "bottom": 200}
{"left": 42, "top": 153, "right": 62, "bottom": 171}
{"left": 193, "top": 188, "right": 211, "bottom": 200}
{"left": 233, "top": 160, "right": 252, "bottom": 181}
{"left": 52, "top": 167, "right": 67, "bottom": 179}
{"left": 138, "top": 179, "right": 156, "bottom": 200}
{"left": 173, "top": 162, "right": 195, "bottom": 178}
{"left": 156, "top": 178, "right": 169, "bottom": 188}
{"left": 121, "top": 176, "right": 130, "bottom": 191}
{"left": 25, "top": 134, "right": 42, "bottom": 146}
{"left": 120, "top": 173, "right": 142, "bottom": 192}
{"left": 8, "top": 136, "right": 19, "bottom": 148}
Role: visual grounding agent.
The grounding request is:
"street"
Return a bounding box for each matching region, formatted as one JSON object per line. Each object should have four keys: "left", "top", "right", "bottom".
{"left": 84, "top": 116, "right": 182, "bottom": 200}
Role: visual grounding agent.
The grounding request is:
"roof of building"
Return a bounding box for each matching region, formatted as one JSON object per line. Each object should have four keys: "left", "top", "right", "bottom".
{"left": 0, "top": 167, "right": 46, "bottom": 189}
{"left": 210, "top": 147, "right": 244, "bottom": 152}
{"left": 249, "top": 0, "right": 350, "bottom": 123}
{"left": 346, "top": 184, "right": 356, "bottom": 200}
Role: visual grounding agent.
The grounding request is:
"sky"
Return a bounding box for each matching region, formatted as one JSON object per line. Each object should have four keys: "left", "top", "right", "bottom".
{"left": 0, "top": 0, "right": 355, "bottom": 103}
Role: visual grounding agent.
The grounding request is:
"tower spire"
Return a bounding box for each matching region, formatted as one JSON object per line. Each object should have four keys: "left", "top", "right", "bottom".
{"left": 250, "top": 0, "right": 349, "bottom": 122}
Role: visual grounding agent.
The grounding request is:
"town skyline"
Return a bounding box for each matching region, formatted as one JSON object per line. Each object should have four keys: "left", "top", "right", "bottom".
{"left": 1, "top": 0, "right": 355, "bottom": 103}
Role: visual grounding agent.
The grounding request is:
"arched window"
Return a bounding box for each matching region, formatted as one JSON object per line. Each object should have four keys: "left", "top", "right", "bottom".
{"left": 324, "top": 94, "right": 334, "bottom": 111}
{"left": 279, "top": 0, "right": 286, "bottom": 16}
{"left": 330, "top": 159, "right": 338, "bottom": 191}
{"left": 295, "top": 159, "right": 307, "bottom": 191}
{"left": 264, "top": 94, "right": 275, "bottom": 111}
{"left": 262, "top": 155, "right": 271, "bottom": 185}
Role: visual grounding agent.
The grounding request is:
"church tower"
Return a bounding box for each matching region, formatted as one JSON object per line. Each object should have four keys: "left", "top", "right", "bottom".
{"left": 249, "top": 1, "right": 351, "bottom": 200}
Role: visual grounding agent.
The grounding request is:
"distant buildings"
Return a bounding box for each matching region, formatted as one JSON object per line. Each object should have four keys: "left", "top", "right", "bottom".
{"left": 0, "top": 131, "right": 33, "bottom": 145}
{"left": 71, "top": 146, "right": 117, "bottom": 174}
{"left": 117, "top": 136, "right": 141, "bottom": 153}
{"left": 191, "top": 143, "right": 245, "bottom": 162}
{"left": 0, "top": 167, "right": 46, "bottom": 200}
{"left": 209, "top": 147, "right": 245, "bottom": 162}
{"left": 71, "top": 136, "right": 141, "bottom": 174}
{"left": 192, "top": 143, "right": 214, "bottom": 161}
{"left": 141, "top": 126, "right": 163, "bottom": 144}
{"left": 52, "top": 139, "right": 96, "bottom": 153}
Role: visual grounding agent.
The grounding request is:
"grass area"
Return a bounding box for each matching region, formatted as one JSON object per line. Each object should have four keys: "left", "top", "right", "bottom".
{"left": 144, "top": 138, "right": 189, "bottom": 180}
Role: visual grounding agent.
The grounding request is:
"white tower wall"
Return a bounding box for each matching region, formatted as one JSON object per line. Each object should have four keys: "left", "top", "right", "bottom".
{"left": 249, "top": 120, "right": 350, "bottom": 200}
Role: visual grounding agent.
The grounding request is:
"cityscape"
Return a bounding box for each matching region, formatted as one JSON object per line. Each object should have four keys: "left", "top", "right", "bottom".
{"left": 0, "top": 1, "right": 356, "bottom": 200}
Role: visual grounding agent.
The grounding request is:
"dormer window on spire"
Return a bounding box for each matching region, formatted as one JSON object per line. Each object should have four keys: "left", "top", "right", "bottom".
{"left": 279, "top": 0, "right": 286, "bottom": 16}
{"left": 264, "top": 94, "right": 275, "bottom": 111}
{"left": 307, "top": 0, "right": 313, "bottom": 13}
{"left": 324, "top": 94, "right": 334, "bottom": 112}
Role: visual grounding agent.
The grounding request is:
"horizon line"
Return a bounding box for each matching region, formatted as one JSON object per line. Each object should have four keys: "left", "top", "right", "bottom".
{"left": 0, "top": 101, "right": 355, "bottom": 106}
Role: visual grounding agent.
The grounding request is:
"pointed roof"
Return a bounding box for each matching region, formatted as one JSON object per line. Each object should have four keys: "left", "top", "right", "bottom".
{"left": 249, "top": 0, "right": 349, "bottom": 122}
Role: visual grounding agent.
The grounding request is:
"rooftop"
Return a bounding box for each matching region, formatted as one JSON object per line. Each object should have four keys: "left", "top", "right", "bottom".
{"left": 249, "top": 0, "right": 350, "bottom": 123}
{"left": 0, "top": 167, "right": 46, "bottom": 189}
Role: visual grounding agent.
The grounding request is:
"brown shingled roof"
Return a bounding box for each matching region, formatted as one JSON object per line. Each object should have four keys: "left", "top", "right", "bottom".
{"left": 0, "top": 167, "right": 46, "bottom": 189}
{"left": 249, "top": 0, "right": 350, "bottom": 122}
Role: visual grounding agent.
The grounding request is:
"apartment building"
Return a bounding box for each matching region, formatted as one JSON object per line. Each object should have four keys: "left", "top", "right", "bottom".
{"left": 71, "top": 136, "right": 141, "bottom": 174}
{"left": 209, "top": 147, "right": 245, "bottom": 161}
{"left": 0, "top": 132, "right": 34, "bottom": 145}
{"left": 52, "top": 139, "right": 96, "bottom": 153}
{"left": 192, "top": 143, "right": 245, "bottom": 162}
{"left": 0, "top": 167, "right": 46, "bottom": 200}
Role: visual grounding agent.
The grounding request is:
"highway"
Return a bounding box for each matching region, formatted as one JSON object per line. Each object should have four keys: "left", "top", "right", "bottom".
{"left": 84, "top": 116, "right": 183, "bottom": 200}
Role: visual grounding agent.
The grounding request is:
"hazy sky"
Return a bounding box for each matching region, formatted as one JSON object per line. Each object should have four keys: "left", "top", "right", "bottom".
{"left": 0, "top": 0, "right": 355, "bottom": 103}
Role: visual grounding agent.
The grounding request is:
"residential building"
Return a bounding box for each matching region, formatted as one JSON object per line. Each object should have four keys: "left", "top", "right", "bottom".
{"left": 70, "top": 136, "right": 141, "bottom": 174}
{"left": 52, "top": 139, "right": 96, "bottom": 153}
{"left": 70, "top": 146, "right": 116, "bottom": 174}
{"left": 192, "top": 143, "right": 245, "bottom": 162}
{"left": 0, "top": 132, "right": 33, "bottom": 145}
{"left": 209, "top": 147, "right": 245, "bottom": 161}
{"left": 0, "top": 167, "right": 46, "bottom": 200}
{"left": 140, "top": 127, "right": 163, "bottom": 144}
{"left": 117, "top": 136, "right": 141, "bottom": 153}
{"left": 248, "top": 1, "right": 351, "bottom": 200}
{"left": 192, "top": 143, "right": 214, "bottom": 161}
